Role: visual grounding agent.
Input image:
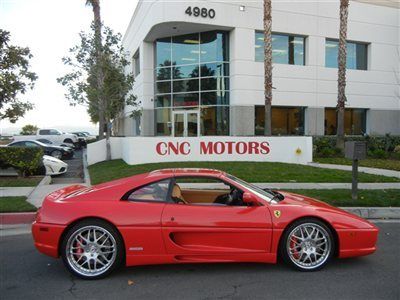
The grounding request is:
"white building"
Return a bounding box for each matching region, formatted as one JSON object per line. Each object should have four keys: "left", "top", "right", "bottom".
{"left": 115, "top": 0, "right": 400, "bottom": 138}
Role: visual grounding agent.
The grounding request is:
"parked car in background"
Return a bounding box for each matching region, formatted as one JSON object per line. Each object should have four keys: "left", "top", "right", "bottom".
{"left": 7, "top": 140, "right": 73, "bottom": 160}
{"left": 12, "top": 128, "right": 80, "bottom": 148}
{"left": 72, "top": 132, "right": 97, "bottom": 142}
{"left": 37, "top": 138, "right": 75, "bottom": 151}
{"left": 42, "top": 155, "right": 68, "bottom": 175}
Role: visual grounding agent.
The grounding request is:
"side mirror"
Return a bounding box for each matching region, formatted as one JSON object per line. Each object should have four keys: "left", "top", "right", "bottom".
{"left": 242, "top": 192, "right": 258, "bottom": 205}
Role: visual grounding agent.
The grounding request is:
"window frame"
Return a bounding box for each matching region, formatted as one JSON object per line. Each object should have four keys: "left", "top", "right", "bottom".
{"left": 255, "top": 31, "right": 307, "bottom": 65}
{"left": 324, "top": 38, "right": 369, "bottom": 70}
{"left": 324, "top": 107, "right": 367, "bottom": 136}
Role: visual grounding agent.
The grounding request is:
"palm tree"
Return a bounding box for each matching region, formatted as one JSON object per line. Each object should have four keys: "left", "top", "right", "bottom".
{"left": 263, "top": 0, "right": 273, "bottom": 136}
{"left": 86, "top": 0, "right": 106, "bottom": 142}
{"left": 336, "top": 0, "right": 349, "bottom": 150}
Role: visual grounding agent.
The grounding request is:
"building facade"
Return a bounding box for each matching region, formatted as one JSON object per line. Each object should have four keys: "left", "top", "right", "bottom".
{"left": 116, "top": 0, "right": 400, "bottom": 137}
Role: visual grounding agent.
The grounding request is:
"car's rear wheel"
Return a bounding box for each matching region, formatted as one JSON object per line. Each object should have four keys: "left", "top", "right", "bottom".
{"left": 61, "top": 219, "right": 124, "bottom": 279}
{"left": 280, "top": 218, "right": 334, "bottom": 271}
{"left": 51, "top": 150, "right": 62, "bottom": 159}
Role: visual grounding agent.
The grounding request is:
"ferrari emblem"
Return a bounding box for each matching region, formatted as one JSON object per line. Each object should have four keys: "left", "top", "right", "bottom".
{"left": 274, "top": 210, "right": 281, "bottom": 218}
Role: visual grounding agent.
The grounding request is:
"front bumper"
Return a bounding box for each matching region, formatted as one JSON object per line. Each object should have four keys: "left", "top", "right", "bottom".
{"left": 337, "top": 227, "right": 379, "bottom": 258}
{"left": 32, "top": 221, "right": 65, "bottom": 258}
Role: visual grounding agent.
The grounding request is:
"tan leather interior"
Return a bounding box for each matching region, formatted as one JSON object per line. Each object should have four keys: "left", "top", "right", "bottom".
{"left": 172, "top": 184, "right": 187, "bottom": 203}
{"left": 181, "top": 189, "right": 229, "bottom": 204}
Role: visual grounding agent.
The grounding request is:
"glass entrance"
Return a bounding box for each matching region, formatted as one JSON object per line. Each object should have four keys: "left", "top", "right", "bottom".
{"left": 173, "top": 111, "right": 199, "bottom": 137}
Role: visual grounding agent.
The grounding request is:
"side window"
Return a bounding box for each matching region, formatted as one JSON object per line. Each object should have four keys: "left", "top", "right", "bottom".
{"left": 25, "top": 141, "right": 39, "bottom": 148}
{"left": 174, "top": 176, "right": 235, "bottom": 205}
{"left": 127, "top": 179, "right": 171, "bottom": 202}
{"left": 49, "top": 129, "right": 60, "bottom": 135}
{"left": 39, "top": 129, "right": 50, "bottom": 135}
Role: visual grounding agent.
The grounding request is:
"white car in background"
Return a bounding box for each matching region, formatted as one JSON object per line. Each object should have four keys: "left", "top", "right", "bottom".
{"left": 43, "top": 155, "right": 68, "bottom": 176}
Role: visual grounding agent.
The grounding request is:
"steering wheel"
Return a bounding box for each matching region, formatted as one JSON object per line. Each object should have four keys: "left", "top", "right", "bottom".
{"left": 214, "top": 188, "right": 243, "bottom": 206}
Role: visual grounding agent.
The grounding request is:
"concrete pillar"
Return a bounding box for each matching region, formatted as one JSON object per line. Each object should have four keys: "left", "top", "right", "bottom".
{"left": 141, "top": 109, "right": 155, "bottom": 136}
{"left": 305, "top": 107, "right": 325, "bottom": 136}
{"left": 230, "top": 106, "right": 255, "bottom": 136}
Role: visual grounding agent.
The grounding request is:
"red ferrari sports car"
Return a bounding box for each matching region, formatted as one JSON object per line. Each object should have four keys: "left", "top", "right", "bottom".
{"left": 32, "top": 168, "right": 378, "bottom": 279}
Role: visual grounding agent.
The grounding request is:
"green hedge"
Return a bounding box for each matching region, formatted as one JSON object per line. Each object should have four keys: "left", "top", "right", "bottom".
{"left": 313, "top": 135, "right": 400, "bottom": 158}
{"left": 0, "top": 147, "right": 43, "bottom": 176}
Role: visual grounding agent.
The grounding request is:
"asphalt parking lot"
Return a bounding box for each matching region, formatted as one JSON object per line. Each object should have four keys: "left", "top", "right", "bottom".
{"left": 51, "top": 149, "right": 84, "bottom": 184}
{"left": 0, "top": 222, "right": 399, "bottom": 300}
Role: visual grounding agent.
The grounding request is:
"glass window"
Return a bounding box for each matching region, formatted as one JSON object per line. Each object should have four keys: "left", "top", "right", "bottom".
{"left": 173, "top": 79, "right": 199, "bottom": 93}
{"left": 324, "top": 108, "right": 367, "bottom": 135}
{"left": 173, "top": 93, "right": 199, "bottom": 107}
{"left": 173, "top": 64, "right": 199, "bottom": 79}
{"left": 201, "top": 91, "right": 229, "bottom": 106}
{"left": 155, "top": 95, "right": 171, "bottom": 108}
{"left": 255, "top": 32, "right": 305, "bottom": 65}
{"left": 172, "top": 33, "right": 200, "bottom": 66}
{"left": 201, "top": 106, "right": 229, "bottom": 136}
{"left": 127, "top": 179, "right": 171, "bottom": 202}
{"left": 201, "top": 77, "right": 229, "bottom": 92}
{"left": 156, "top": 81, "right": 171, "bottom": 94}
{"left": 155, "top": 108, "right": 172, "bottom": 136}
{"left": 25, "top": 141, "right": 40, "bottom": 148}
{"left": 156, "top": 67, "right": 171, "bottom": 81}
{"left": 133, "top": 49, "right": 140, "bottom": 77}
{"left": 200, "top": 31, "right": 228, "bottom": 63}
{"left": 325, "top": 39, "right": 368, "bottom": 70}
{"left": 255, "top": 106, "right": 305, "bottom": 136}
{"left": 156, "top": 37, "right": 171, "bottom": 67}
{"left": 200, "top": 63, "right": 228, "bottom": 77}
{"left": 39, "top": 129, "right": 50, "bottom": 135}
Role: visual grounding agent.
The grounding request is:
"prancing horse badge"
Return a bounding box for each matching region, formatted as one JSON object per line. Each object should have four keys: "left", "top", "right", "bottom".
{"left": 274, "top": 210, "right": 281, "bottom": 218}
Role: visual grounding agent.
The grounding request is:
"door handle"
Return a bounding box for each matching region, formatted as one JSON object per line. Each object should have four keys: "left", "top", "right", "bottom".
{"left": 170, "top": 217, "right": 175, "bottom": 222}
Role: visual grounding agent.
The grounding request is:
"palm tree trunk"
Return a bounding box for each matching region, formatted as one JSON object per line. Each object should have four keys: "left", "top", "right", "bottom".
{"left": 263, "top": 0, "right": 273, "bottom": 136}
{"left": 336, "top": 0, "right": 349, "bottom": 150}
{"left": 88, "top": 0, "right": 106, "bottom": 141}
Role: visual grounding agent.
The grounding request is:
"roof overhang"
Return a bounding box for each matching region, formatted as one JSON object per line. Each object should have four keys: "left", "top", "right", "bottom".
{"left": 144, "top": 22, "right": 234, "bottom": 42}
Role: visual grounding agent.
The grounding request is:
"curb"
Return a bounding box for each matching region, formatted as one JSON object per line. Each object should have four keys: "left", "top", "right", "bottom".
{"left": 0, "top": 212, "right": 36, "bottom": 225}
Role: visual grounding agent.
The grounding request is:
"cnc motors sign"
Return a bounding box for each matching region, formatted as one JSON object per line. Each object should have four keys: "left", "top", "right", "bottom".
{"left": 156, "top": 141, "right": 270, "bottom": 156}
{"left": 87, "top": 137, "right": 313, "bottom": 165}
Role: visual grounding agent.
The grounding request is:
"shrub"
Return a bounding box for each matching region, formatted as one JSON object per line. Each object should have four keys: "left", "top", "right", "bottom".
{"left": 0, "top": 147, "right": 43, "bottom": 176}
{"left": 313, "top": 135, "right": 400, "bottom": 158}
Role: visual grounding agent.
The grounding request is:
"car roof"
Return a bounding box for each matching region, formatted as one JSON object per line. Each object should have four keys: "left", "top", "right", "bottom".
{"left": 148, "top": 168, "right": 225, "bottom": 177}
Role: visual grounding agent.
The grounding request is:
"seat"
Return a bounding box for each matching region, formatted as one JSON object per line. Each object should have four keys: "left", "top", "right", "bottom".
{"left": 172, "top": 184, "right": 187, "bottom": 204}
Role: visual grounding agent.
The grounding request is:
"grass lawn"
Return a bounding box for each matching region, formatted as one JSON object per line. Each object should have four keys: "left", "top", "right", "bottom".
{"left": 88, "top": 160, "right": 400, "bottom": 185}
{"left": 0, "top": 197, "right": 37, "bottom": 213}
{"left": 286, "top": 189, "right": 400, "bottom": 207}
{"left": 0, "top": 176, "right": 43, "bottom": 187}
{"left": 314, "top": 157, "right": 400, "bottom": 172}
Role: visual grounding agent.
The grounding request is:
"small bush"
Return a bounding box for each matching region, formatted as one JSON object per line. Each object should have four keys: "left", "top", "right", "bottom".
{"left": 367, "top": 149, "right": 389, "bottom": 159}
{"left": 0, "top": 147, "right": 43, "bottom": 176}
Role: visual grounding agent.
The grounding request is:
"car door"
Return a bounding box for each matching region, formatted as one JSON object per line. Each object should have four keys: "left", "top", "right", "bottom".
{"left": 161, "top": 177, "right": 273, "bottom": 260}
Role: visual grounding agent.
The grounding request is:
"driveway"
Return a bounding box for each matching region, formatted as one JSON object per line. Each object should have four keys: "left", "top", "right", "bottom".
{"left": 0, "top": 222, "right": 399, "bottom": 300}
{"left": 52, "top": 149, "right": 84, "bottom": 184}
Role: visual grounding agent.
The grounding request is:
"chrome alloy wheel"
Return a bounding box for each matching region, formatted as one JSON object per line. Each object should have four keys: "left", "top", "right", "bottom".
{"left": 286, "top": 223, "right": 331, "bottom": 270}
{"left": 66, "top": 226, "right": 117, "bottom": 277}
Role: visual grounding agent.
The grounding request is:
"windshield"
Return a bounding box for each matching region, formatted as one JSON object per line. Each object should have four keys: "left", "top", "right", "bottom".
{"left": 226, "top": 174, "right": 277, "bottom": 203}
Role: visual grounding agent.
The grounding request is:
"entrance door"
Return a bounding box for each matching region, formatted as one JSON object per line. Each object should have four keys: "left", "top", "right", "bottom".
{"left": 173, "top": 111, "right": 199, "bottom": 137}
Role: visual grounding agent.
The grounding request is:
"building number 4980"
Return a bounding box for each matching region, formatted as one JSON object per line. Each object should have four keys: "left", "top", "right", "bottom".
{"left": 185, "top": 7, "right": 216, "bottom": 19}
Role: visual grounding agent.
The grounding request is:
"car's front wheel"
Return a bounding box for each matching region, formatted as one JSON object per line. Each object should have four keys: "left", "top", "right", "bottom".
{"left": 280, "top": 218, "right": 334, "bottom": 271}
{"left": 61, "top": 219, "right": 124, "bottom": 279}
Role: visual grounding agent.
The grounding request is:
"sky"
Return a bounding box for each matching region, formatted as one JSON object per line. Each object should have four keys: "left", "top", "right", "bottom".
{"left": 0, "top": 0, "right": 138, "bottom": 135}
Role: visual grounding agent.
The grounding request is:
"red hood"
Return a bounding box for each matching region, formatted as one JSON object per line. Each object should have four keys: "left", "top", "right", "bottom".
{"left": 278, "top": 191, "right": 354, "bottom": 216}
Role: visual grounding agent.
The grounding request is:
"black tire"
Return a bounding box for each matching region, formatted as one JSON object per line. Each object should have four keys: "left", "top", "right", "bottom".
{"left": 61, "top": 219, "right": 124, "bottom": 280}
{"left": 279, "top": 218, "right": 335, "bottom": 272}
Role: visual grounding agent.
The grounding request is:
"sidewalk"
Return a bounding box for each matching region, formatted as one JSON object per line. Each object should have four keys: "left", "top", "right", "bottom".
{"left": 308, "top": 162, "right": 400, "bottom": 179}
{"left": 27, "top": 183, "right": 83, "bottom": 207}
{"left": 0, "top": 187, "right": 34, "bottom": 197}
